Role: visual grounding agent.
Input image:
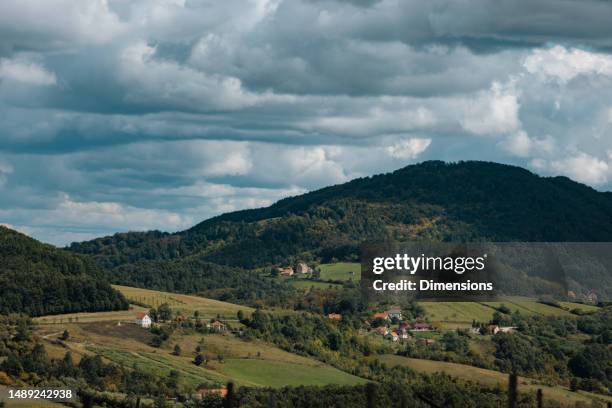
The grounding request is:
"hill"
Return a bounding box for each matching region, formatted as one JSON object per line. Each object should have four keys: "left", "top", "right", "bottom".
{"left": 0, "top": 225, "right": 128, "bottom": 316}
{"left": 68, "top": 161, "right": 612, "bottom": 296}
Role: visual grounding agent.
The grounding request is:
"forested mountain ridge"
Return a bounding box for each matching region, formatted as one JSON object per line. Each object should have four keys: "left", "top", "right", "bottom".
{"left": 70, "top": 161, "right": 612, "bottom": 273}
{"left": 0, "top": 225, "right": 128, "bottom": 316}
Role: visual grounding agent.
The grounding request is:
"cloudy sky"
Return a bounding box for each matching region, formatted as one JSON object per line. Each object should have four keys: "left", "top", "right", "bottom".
{"left": 2, "top": 0, "right": 612, "bottom": 245}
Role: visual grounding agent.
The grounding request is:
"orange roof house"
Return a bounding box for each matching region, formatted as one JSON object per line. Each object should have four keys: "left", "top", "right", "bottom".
{"left": 327, "top": 313, "right": 342, "bottom": 321}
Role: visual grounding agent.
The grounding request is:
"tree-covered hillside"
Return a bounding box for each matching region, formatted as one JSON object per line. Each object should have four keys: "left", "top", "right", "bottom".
{"left": 71, "top": 161, "right": 612, "bottom": 272}
{"left": 0, "top": 226, "right": 128, "bottom": 316}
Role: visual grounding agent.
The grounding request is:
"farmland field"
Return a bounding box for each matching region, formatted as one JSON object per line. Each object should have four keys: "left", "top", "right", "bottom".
{"left": 419, "top": 297, "right": 597, "bottom": 328}
{"left": 113, "top": 285, "right": 254, "bottom": 320}
{"left": 34, "top": 306, "right": 148, "bottom": 324}
{"left": 318, "top": 262, "right": 361, "bottom": 281}
{"left": 218, "top": 359, "right": 367, "bottom": 388}
{"left": 378, "top": 355, "right": 611, "bottom": 406}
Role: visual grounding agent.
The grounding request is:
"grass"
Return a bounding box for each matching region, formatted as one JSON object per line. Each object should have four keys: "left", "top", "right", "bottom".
{"left": 419, "top": 296, "right": 591, "bottom": 329}
{"left": 318, "top": 262, "right": 361, "bottom": 282}
{"left": 88, "top": 345, "right": 230, "bottom": 387}
{"left": 379, "top": 355, "right": 611, "bottom": 405}
{"left": 112, "top": 285, "right": 254, "bottom": 320}
{"left": 217, "top": 359, "right": 367, "bottom": 388}
{"left": 559, "top": 301, "right": 600, "bottom": 313}
{"left": 33, "top": 307, "right": 148, "bottom": 324}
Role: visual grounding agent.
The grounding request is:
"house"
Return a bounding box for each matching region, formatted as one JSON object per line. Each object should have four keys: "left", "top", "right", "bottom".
{"left": 499, "top": 326, "right": 517, "bottom": 333}
{"left": 387, "top": 307, "right": 402, "bottom": 320}
{"left": 567, "top": 290, "right": 576, "bottom": 300}
{"left": 327, "top": 313, "right": 342, "bottom": 321}
{"left": 469, "top": 327, "right": 481, "bottom": 335}
{"left": 409, "top": 322, "right": 433, "bottom": 332}
{"left": 295, "top": 262, "right": 312, "bottom": 274}
{"left": 488, "top": 324, "right": 500, "bottom": 334}
{"left": 398, "top": 328, "right": 410, "bottom": 340}
{"left": 207, "top": 320, "right": 226, "bottom": 332}
{"left": 196, "top": 387, "right": 228, "bottom": 399}
{"left": 386, "top": 331, "right": 399, "bottom": 342}
{"left": 135, "top": 312, "right": 152, "bottom": 328}
{"left": 373, "top": 312, "right": 390, "bottom": 320}
{"left": 278, "top": 267, "right": 294, "bottom": 276}
{"left": 585, "top": 290, "right": 598, "bottom": 304}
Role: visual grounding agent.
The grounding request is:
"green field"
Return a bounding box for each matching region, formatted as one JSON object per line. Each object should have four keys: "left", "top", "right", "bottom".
{"left": 89, "top": 346, "right": 230, "bottom": 386}
{"left": 419, "top": 297, "right": 598, "bottom": 329}
{"left": 318, "top": 262, "right": 361, "bottom": 282}
{"left": 218, "top": 359, "right": 367, "bottom": 388}
{"left": 113, "top": 285, "right": 253, "bottom": 320}
{"left": 379, "top": 355, "right": 611, "bottom": 406}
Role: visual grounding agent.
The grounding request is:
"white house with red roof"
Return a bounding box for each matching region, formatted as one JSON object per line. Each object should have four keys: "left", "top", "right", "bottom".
{"left": 135, "top": 312, "right": 152, "bottom": 328}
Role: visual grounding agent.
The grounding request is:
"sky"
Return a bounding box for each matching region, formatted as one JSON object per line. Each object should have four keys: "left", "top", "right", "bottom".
{"left": 2, "top": 0, "right": 612, "bottom": 245}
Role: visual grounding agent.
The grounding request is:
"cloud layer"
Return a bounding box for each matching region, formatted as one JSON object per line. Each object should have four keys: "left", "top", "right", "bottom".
{"left": 2, "top": 0, "right": 612, "bottom": 244}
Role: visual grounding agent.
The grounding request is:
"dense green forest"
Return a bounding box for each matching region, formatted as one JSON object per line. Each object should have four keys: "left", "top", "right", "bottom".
{"left": 69, "top": 161, "right": 612, "bottom": 299}
{"left": 0, "top": 226, "right": 128, "bottom": 316}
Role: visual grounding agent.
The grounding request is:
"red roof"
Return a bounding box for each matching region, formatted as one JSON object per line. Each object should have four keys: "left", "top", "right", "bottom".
{"left": 135, "top": 312, "right": 148, "bottom": 320}
{"left": 411, "top": 322, "right": 432, "bottom": 329}
{"left": 373, "top": 312, "right": 388, "bottom": 319}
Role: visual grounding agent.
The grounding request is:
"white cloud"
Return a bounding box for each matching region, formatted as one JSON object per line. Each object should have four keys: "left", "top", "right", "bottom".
{"left": 499, "top": 131, "right": 555, "bottom": 158}
{"left": 550, "top": 152, "right": 609, "bottom": 185}
{"left": 0, "top": 57, "right": 56, "bottom": 86}
{"left": 386, "top": 138, "right": 431, "bottom": 159}
{"left": 461, "top": 81, "right": 521, "bottom": 136}
{"left": 524, "top": 45, "right": 612, "bottom": 83}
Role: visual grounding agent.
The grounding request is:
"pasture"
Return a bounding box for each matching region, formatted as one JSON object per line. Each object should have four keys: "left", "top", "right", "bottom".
{"left": 113, "top": 285, "right": 254, "bottom": 320}
{"left": 318, "top": 262, "right": 361, "bottom": 282}
{"left": 217, "top": 359, "right": 367, "bottom": 388}
{"left": 419, "top": 297, "right": 598, "bottom": 328}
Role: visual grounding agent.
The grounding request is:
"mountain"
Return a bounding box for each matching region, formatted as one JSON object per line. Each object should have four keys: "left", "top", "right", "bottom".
{"left": 70, "top": 161, "right": 612, "bottom": 268}
{"left": 0, "top": 225, "right": 128, "bottom": 316}
{"left": 66, "top": 161, "right": 612, "bottom": 300}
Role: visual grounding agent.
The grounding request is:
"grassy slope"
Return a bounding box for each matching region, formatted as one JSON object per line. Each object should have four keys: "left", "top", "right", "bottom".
{"left": 318, "top": 263, "right": 361, "bottom": 282}
{"left": 112, "top": 285, "right": 254, "bottom": 320}
{"left": 379, "top": 355, "right": 612, "bottom": 405}
{"left": 33, "top": 285, "right": 365, "bottom": 389}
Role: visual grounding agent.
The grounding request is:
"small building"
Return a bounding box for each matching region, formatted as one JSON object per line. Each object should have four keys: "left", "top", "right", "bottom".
{"left": 387, "top": 307, "right": 402, "bottom": 320}
{"left": 398, "top": 328, "right": 410, "bottom": 340}
{"left": 278, "top": 267, "right": 294, "bottom": 276}
{"left": 386, "top": 331, "right": 399, "bottom": 342}
{"left": 488, "top": 324, "right": 500, "bottom": 335}
{"left": 469, "top": 327, "right": 481, "bottom": 335}
{"left": 585, "top": 290, "right": 598, "bottom": 304}
{"left": 373, "top": 312, "right": 390, "bottom": 320}
{"left": 208, "top": 320, "right": 227, "bottom": 332}
{"left": 409, "top": 322, "right": 433, "bottom": 332}
{"left": 499, "top": 326, "right": 517, "bottom": 333}
{"left": 135, "top": 312, "right": 152, "bottom": 328}
{"left": 196, "top": 387, "right": 228, "bottom": 399}
{"left": 295, "top": 262, "right": 312, "bottom": 274}
{"left": 327, "top": 313, "right": 342, "bottom": 321}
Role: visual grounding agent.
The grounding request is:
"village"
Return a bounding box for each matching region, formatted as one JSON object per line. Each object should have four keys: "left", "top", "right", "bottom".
{"left": 327, "top": 306, "right": 517, "bottom": 345}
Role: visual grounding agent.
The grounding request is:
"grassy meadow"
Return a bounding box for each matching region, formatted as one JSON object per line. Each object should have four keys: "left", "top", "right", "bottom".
{"left": 112, "top": 285, "right": 254, "bottom": 320}
{"left": 318, "top": 262, "right": 361, "bottom": 281}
